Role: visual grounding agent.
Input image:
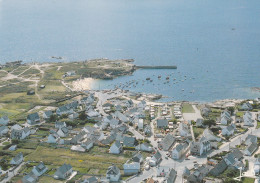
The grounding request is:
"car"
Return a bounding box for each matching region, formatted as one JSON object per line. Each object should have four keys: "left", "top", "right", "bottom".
{"left": 193, "top": 161, "right": 197, "bottom": 163}
{"left": 165, "top": 157, "right": 168, "bottom": 159}
{"left": 185, "top": 158, "right": 190, "bottom": 160}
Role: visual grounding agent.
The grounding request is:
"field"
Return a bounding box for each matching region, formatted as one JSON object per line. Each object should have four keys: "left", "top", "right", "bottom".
{"left": 242, "top": 177, "right": 255, "bottom": 183}
{"left": 182, "top": 103, "right": 195, "bottom": 113}
{"left": 193, "top": 126, "right": 204, "bottom": 139}
{"left": 25, "top": 146, "right": 129, "bottom": 175}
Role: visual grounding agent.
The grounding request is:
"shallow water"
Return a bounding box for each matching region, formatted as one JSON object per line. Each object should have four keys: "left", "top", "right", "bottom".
{"left": 0, "top": 0, "right": 260, "bottom": 101}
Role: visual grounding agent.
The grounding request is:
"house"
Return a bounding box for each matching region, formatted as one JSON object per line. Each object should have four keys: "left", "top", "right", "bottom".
{"left": 22, "top": 172, "right": 38, "bottom": 183}
{"left": 10, "top": 152, "right": 23, "bottom": 165}
{"left": 11, "top": 127, "right": 30, "bottom": 140}
{"left": 71, "top": 131, "right": 87, "bottom": 145}
{"left": 187, "top": 164, "right": 213, "bottom": 183}
{"left": 54, "top": 163, "right": 73, "bottom": 180}
{"left": 254, "top": 158, "right": 260, "bottom": 175}
{"left": 43, "top": 110, "right": 53, "bottom": 120}
{"left": 0, "top": 116, "right": 9, "bottom": 125}
{"left": 102, "top": 102, "right": 113, "bottom": 111}
{"left": 179, "top": 123, "right": 190, "bottom": 137}
{"left": 244, "top": 111, "right": 254, "bottom": 126}
{"left": 245, "top": 135, "right": 258, "bottom": 146}
{"left": 159, "top": 134, "right": 175, "bottom": 151}
{"left": 156, "top": 118, "right": 168, "bottom": 128}
{"left": 47, "top": 134, "right": 59, "bottom": 143}
{"left": 172, "top": 143, "right": 189, "bottom": 160}
{"left": 209, "top": 160, "right": 227, "bottom": 176}
{"left": 57, "top": 127, "right": 69, "bottom": 137}
{"left": 244, "top": 143, "right": 258, "bottom": 156}
{"left": 71, "top": 145, "right": 85, "bottom": 152}
{"left": 82, "top": 176, "right": 98, "bottom": 183}
{"left": 132, "top": 152, "right": 143, "bottom": 163}
{"left": 9, "top": 145, "right": 17, "bottom": 151}
{"left": 81, "top": 139, "right": 94, "bottom": 151}
{"left": 202, "top": 128, "right": 221, "bottom": 142}
{"left": 144, "top": 125, "right": 152, "bottom": 136}
{"left": 201, "top": 107, "right": 211, "bottom": 117}
{"left": 123, "top": 162, "right": 140, "bottom": 175}
{"left": 106, "top": 165, "right": 121, "bottom": 182}
{"left": 196, "top": 119, "right": 204, "bottom": 127}
{"left": 138, "top": 119, "right": 144, "bottom": 130}
{"left": 221, "top": 124, "right": 235, "bottom": 136}
{"left": 69, "top": 112, "right": 79, "bottom": 120}
{"left": 190, "top": 138, "right": 211, "bottom": 156}
{"left": 241, "top": 102, "right": 253, "bottom": 111}
{"left": 223, "top": 149, "right": 244, "bottom": 170}
{"left": 150, "top": 151, "right": 162, "bottom": 166}
{"left": 220, "top": 110, "right": 231, "bottom": 125}
{"left": 135, "top": 143, "right": 153, "bottom": 152}
{"left": 113, "top": 111, "right": 128, "bottom": 123}
{"left": 27, "top": 112, "right": 40, "bottom": 125}
{"left": 164, "top": 168, "right": 177, "bottom": 183}
{"left": 32, "top": 162, "right": 48, "bottom": 176}
{"left": 64, "top": 71, "right": 76, "bottom": 77}
{"left": 109, "top": 141, "right": 122, "bottom": 154}
{"left": 55, "top": 121, "right": 67, "bottom": 129}
{"left": 123, "top": 136, "right": 136, "bottom": 147}
{"left": 0, "top": 126, "right": 8, "bottom": 136}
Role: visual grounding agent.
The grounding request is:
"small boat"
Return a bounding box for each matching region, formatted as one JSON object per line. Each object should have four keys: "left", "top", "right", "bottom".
{"left": 166, "top": 77, "right": 170, "bottom": 80}
{"left": 158, "top": 75, "right": 161, "bottom": 78}
{"left": 146, "top": 78, "right": 150, "bottom": 80}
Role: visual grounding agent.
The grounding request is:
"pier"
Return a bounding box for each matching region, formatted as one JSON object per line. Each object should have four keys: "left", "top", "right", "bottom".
{"left": 135, "top": 65, "right": 177, "bottom": 69}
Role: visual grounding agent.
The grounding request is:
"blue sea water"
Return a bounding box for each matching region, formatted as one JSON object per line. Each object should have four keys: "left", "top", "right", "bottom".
{"left": 0, "top": 0, "right": 260, "bottom": 101}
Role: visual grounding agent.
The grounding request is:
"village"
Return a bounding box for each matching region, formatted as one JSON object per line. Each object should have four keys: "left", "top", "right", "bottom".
{"left": 0, "top": 85, "right": 260, "bottom": 183}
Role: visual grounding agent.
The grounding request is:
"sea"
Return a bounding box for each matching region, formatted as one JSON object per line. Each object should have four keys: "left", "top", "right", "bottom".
{"left": 0, "top": 0, "right": 260, "bottom": 102}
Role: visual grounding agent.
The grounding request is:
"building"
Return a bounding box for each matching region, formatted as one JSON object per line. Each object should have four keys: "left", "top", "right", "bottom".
{"left": 47, "top": 134, "right": 59, "bottom": 143}
{"left": 0, "top": 126, "right": 8, "bottom": 136}
{"left": 150, "top": 151, "right": 162, "bottom": 166}
{"left": 106, "top": 165, "right": 121, "bottom": 182}
{"left": 11, "top": 127, "right": 30, "bottom": 140}
{"left": 123, "top": 162, "right": 140, "bottom": 175}
{"left": 32, "top": 162, "right": 48, "bottom": 176}
{"left": 159, "top": 134, "right": 175, "bottom": 151}
{"left": 43, "top": 110, "right": 53, "bottom": 120}
{"left": 54, "top": 163, "right": 73, "bottom": 180}
{"left": 156, "top": 118, "right": 168, "bottom": 128}
{"left": 241, "top": 102, "right": 253, "bottom": 111}
{"left": 190, "top": 137, "right": 211, "bottom": 156}
{"left": 172, "top": 143, "right": 189, "bottom": 160}
{"left": 221, "top": 124, "right": 235, "bottom": 136}
{"left": 0, "top": 116, "right": 9, "bottom": 125}
{"left": 10, "top": 152, "right": 23, "bottom": 165}
{"left": 27, "top": 112, "right": 40, "bottom": 125}
{"left": 109, "top": 141, "right": 122, "bottom": 154}
{"left": 244, "top": 143, "right": 258, "bottom": 156}
{"left": 135, "top": 143, "right": 153, "bottom": 152}
{"left": 179, "top": 123, "right": 190, "bottom": 137}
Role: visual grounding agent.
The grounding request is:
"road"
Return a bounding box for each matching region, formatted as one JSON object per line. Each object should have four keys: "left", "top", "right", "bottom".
{"left": 2, "top": 162, "right": 25, "bottom": 183}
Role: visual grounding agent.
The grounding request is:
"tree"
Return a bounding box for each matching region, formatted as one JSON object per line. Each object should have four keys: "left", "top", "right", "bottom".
{"left": 79, "top": 112, "right": 87, "bottom": 121}
{"left": 203, "top": 119, "right": 216, "bottom": 127}
{"left": 227, "top": 107, "right": 235, "bottom": 115}
{"left": 49, "top": 114, "right": 57, "bottom": 123}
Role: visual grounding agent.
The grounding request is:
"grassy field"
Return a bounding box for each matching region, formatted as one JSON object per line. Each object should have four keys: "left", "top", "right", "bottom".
{"left": 182, "top": 103, "right": 195, "bottom": 113}
{"left": 236, "top": 111, "right": 244, "bottom": 117}
{"left": 193, "top": 126, "right": 204, "bottom": 139}
{"left": 242, "top": 177, "right": 255, "bottom": 183}
{"left": 25, "top": 146, "right": 129, "bottom": 175}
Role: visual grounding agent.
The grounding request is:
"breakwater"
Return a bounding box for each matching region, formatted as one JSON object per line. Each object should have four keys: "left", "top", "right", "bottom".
{"left": 135, "top": 65, "right": 177, "bottom": 69}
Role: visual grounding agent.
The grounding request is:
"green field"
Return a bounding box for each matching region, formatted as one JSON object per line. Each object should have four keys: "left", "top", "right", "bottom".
{"left": 182, "top": 103, "right": 195, "bottom": 113}
{"left": 193, "top": 126, "right": 204, "bottom": 139}
{"left": 242, "top": 177, "right": 255, "bottom": 183}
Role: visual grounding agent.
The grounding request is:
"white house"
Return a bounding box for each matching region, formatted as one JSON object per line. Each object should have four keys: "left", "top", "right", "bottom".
{"left": 11, "top": 127, "right": 30, "bottom": 140}
{"left": 57, "top": 127, "right": 69, "bottom": 137}
{"left": 241, "top": 102, "right": 253, "bottom": 111}
{"left": 220, "top": 110, "right": 231, "bottom": 125}
{"left": 32, "top": 162, "right": 48, "bottom": 176}
{"left": 54, "top": 163, "right": 73, "bottom": 180}
{"left": 106, "top": 165, "right": 121, "bottom": 182}
{"left": 202, "top": 128, "right": 221, "bottom": 142}
{"left": 43, "top": 110, "right": 53, "bottom": 120}
{"left": 123, "top": 162, "right": 140, "bottom": 175}
{"left": 254, "top": 158, "right": 260, "bottom": 175}
{"left": 0, "top": 116, "right": 9, "bottom": 125}
{"left": 10, "top": 152, "right": 23, "bottom": 165}
{"left": 244, "top": 111, "right": 254, "bottom": 126}
{"left": 149, "top": 151, "right": 162, "bottom": 166}
{"left": 47, "top": 134, "right": 59, "bottom": 143}
{"left": 81, "top": 140, "right": 94, "bottom": 151}
{"left": 244, "top": 143, "right": 258, "bottom": 156}
{"left": 190, "top": 137, "right": 211, "bottom": 156}
{"left": 0, "top": 126, "right": 8, "bottom": 136}
{"left": 27, "top": 112, "right": 40, "bottom": 125}
{"left": 138, "top": 119, "right": 144, "bottom": 130}
{"left": 221, "top": 124, "right": 235, "bottom": 136}
{"left": 109, "top": 141, "right": 122, "bottom": 154}
{"left": 179, "top": 123, "right": 190, "bottom": 137}
{"left": 55, "top": 121, "right": 67, "bottom": 129}
{"left": 172, "top": 143, "right": 189, "bottom": 160}
{"left": 135, "top": 143, "right": 153, "bottom": 152}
